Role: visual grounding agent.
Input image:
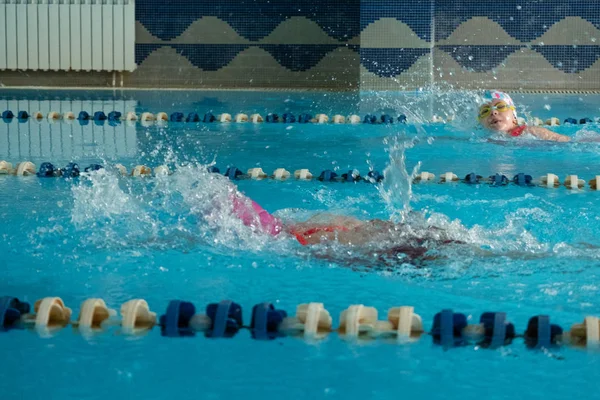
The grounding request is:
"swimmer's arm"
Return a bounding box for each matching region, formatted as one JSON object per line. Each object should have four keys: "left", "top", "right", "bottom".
{"left": 524, "top": 126, "right": 570, "bottom": 142}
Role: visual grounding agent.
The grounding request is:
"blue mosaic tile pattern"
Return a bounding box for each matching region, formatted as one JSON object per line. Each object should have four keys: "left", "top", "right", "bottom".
{"left": 360, "top": 0, "right": 433, "bottom": 42}
{"left": 437, "top": 45, "right": 525, "bottom": 73}
{"left": 132, "top": 0, "right": 600, "bottom": 89}
{"left": 135, "top": 44, "right": 359, "bottom": 72}
{"left": 361, "top": 48, "right": 430, "bottom": 77}
{"left": 136, "top": 0, "right": 360, "bottom": 42}
{"left": 434, "top": 1, "right": 600, "bottom": 42}
{"left": 532, "top": 45, "right": 600, "bottom": 74}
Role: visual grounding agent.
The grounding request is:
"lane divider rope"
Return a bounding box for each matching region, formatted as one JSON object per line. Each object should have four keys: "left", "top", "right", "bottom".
{"left": 1, "top": 296, "right": 597, "bottom": 350}
{"left": 2, "top": 160, "right": 600, "bottom": 190}
{"left": 1, "top": 110, "right": 598, "bottom": 126}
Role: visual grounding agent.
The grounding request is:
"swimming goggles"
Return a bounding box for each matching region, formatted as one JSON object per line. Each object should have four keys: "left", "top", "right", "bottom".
{"left": 478, "top": 101, "right": 515, "bottom": 120}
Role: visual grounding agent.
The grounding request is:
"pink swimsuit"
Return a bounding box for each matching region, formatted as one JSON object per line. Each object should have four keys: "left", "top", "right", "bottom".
{"left": 231, "top": 193, "right": 283, "bottom": 236}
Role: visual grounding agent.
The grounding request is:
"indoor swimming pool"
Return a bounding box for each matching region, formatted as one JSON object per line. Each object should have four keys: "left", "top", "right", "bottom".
{"left": 1, "top": 89, "right": 600, "bottom": 399}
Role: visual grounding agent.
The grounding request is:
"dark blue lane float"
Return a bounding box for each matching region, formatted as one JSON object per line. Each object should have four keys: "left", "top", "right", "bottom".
{"left": 524, "top": 315, "right": 563, "bottom": 349}
{"left": 365, "top": 170, "right": 383, "bottom": 183}
{"left": 250, "top": 303, "right": 287, "bottom": 340}
{"left": 205, "top": 300, "right": 243, "bottom": 338}
{"left": 489, "top": 174, "right": 509, "bottom": 187}
{"left": 0, "top": 297, "right": 30, "bottom": 331}
{"left": 282, "top": 113, "right": 296, "bottom": 123}
{"left": 318, "top": 170, "right": 338, "bottom": 182}
{"left": 60, "top": 163, "right": 80, "bottom": 178}
{"left": 17, "top": 111, "right": 29, "bottom": 122}
{"left": 266, "top": 113, "right": 279, "bottom": 123}
{"left": 464, "top": 173, "right": 482, "bottom": 184}
{"left": 513, "top": 173, "right": 534, "bottom": 187}
{"left": 479, "top": 312, "right": 516, "bottom": 348}
{"left": 298, "top": 113, "right": 312, "bottom": 124}
{"left": 203, "top": 113, "right": 216, "bottom": 123}
{"left": 170, "top": 112, "right": 184, "bottom": 122}
{"left": 160, "top": 300, "right": 196, "bottom": 337}
{"left": 431, "top": 309, "right": 468, "bottom": 347}
{"left": 225, "top": 166, "right": 243, "bottom": 180}
{"left": 37, "top": 162, "right": 59, "bottom": 177}
{"left": 341, "top": 170, "right": 361, "bottom": 182}
{"left": 186, "top": 112, "right": 201, "bottom": 122}
{"left": 2, "top": 110, "right": 14, "bottom": 121}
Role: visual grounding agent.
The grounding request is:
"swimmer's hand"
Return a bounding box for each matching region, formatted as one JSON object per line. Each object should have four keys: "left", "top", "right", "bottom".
{"left": 524, "top": 126, "right": 570, "bottom": 142}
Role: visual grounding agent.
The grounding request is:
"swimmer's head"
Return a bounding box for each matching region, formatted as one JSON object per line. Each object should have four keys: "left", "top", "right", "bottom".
{"left": 478, "top": 90, "right": 519, "bottom": 132}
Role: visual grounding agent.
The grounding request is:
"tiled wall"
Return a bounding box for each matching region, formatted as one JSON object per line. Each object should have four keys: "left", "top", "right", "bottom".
{"left": 1, "top": 0, "right": 599, "bottom": 90}
{"left": 130, "top": 0, "right": 361, "bottom": 89}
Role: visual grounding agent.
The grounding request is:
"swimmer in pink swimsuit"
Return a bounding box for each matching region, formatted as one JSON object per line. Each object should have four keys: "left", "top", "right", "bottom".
{"left": 478, "top": 91, "right": 570, "bottom": 142}
{"left": 231, "top": 191, "right": 351, "bottom": 245}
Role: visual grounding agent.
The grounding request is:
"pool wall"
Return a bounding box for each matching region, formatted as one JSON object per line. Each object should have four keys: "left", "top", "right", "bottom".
{"left": 0, "top": 1, "right": 599, "bottom": 91}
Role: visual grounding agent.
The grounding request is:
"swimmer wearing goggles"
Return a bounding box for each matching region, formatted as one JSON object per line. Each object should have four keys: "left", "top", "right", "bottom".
{"left": 478, "top": 91, "right": 570, "bottom": 142}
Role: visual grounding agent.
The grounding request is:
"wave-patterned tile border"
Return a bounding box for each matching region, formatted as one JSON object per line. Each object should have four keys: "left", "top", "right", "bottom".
{"left": 136, "top": 0, "right": 360, "bottom": 42}
{"left": 432, "top": 48, "right": 600, "bottom": 90}
{"left": 434, "top": 2, "right": 600, "bottom": 42}
{"left": 135, "top": 44, "right": 359, "bottom": 72}
{"left": 136, "top": 17, "right": 346, "bottom": 45}
{"left": 129, "top": 46, "right": 360, "bottom": 88}
{"left": 360, "top": 48, "right": 430, "bottom": 77}
{"left": 436, "top": 45, "right": 600, "bottom": 74}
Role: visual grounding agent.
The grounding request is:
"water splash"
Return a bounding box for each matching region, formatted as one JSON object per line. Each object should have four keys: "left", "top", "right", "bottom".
{"left": 69, "top": 165, "right": 285, "bottom": 254}
{"left": 377, "top": 136, "right": 421, "bottom": 223}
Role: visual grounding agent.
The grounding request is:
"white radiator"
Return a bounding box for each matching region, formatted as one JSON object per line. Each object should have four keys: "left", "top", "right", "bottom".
{"left": 0, "top": 0, "right": 136, "bottom": 72}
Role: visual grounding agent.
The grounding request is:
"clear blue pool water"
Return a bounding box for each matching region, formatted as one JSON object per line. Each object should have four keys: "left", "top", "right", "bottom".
{"left": 1, "top": 89, "right": 600, "bottom": 399}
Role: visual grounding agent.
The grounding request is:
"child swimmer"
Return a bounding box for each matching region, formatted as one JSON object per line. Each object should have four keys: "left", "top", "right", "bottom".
{"left": 478, "top": 91, "right": 570, "bottom": 142}
{"left": 231, "top": 189, "right": 461, "bottom": 263}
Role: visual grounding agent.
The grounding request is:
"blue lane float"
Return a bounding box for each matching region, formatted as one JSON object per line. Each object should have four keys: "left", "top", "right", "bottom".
{"left": 464, "top": 173, "right": 482, "bottom": 184}
{"left": 61, "top": 163, "right": 80, "bottom": 178}
{"left": 93, "top": 111, "right": 107, "bottom": 121}
{"left": 266, "top": 113, "right": 279, "bottom": 123}
{"left": 282, "top": 113, "right": 296, "bottom": 123}
{"left": 225, "top": 167, "right": 243, "bottom": 180}
{"left": 186, "top": 112, "right": 200, "bottom": 123}
{"left": 170, "top": 112, "right": 184, "bottom": 122}
{"left": 250, "top": 303, "right": 287, "bottom": 340}
{"left": 205, "top": 300, "right": 243, "bottom": 338}
{"left": 36, "top": 162, "right": 58, "bottom": 177}
{"left": 381, "top": 114, "right": 393, "bottom": 124}
{"left": 0, "top": 297, "right": 30, "bottom": 331}
{"left": 2, "top": 110, "right": 14, "bottom": 120}
{"left": 203, "top": 113, "right": 216, "bottom": 123}
{"left": 318, "top": 170, "right": 338, "bottom": 182}
{"left": 298, "top": 113, "right": 312, "bottom": 124}
{"left": 431, "top": 309, "right": 468, "bottom": 347}
{"left": 513, "top": 173, "right": 534, "bottom": 186}
{"left": 160, "top": 300, "right": 196, "bottom": 337}
{"left": 363, "top": 114, "right": 377, "bottom": 124}
{"left": 479, "top": 312, "right": 516, "bottom": 348}
{"left": 489, "top": 173, "right": 509, "bottom": 186}
{"left": 524, "top": 315, "right": 563, "bottom": 349}
{"left": 17, "top": 111, "right": 29, "bottom": 121}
